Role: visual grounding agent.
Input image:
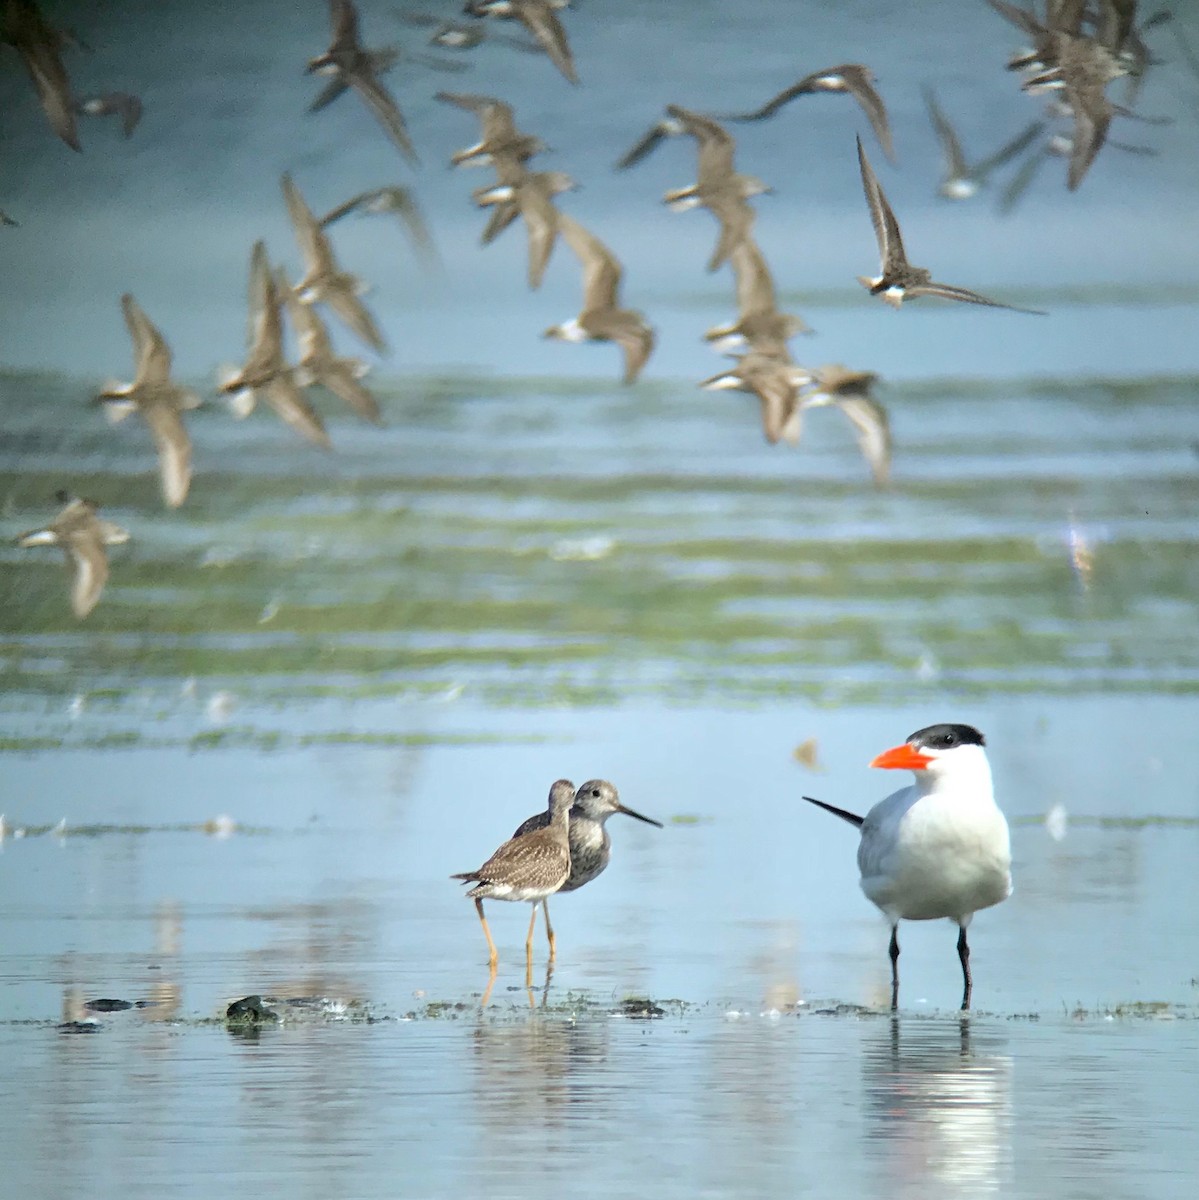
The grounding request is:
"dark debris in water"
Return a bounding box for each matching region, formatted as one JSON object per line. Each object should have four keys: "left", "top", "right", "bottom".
{"left": 616, "top": 997, "right": 666, "bottom": 1019}
{"left": 225, "top": 995, "right": 278, "bottom": 1023}
{"left": 85, "top": 998, "right": 134, "bottom": 1012}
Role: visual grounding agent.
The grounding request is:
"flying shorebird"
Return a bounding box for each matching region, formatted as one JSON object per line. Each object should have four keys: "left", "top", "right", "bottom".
{"left": 855, "top": 135, "right": 1045, "bottom": 313}
{"left": 543, "top": 213, "right": 655, "bottom": 385}
{"left": 723, "top": 63, "right": 896, "bottom": 163}
{"left": 75, "top": 91, "right": 142, "bottom": 138}
{"left": 509, "top": 779, "right": 663, "bottom": 961}
{"left": 704, "top": 236, "right": 810, "bottom": 355}
{"left": 219, "top": 241, "right": 331, "bottom": 449}
{"left": 451, "top": 779, "right": 573, "bottom": 977}
{"left": 2, "top": 0, "right": 81, "bottom": 150}
{"left": 94, "top": 294, "right": 200, "bottom": 509}
{"left": 798, "top": 364, "right": 892, "bottom": 486}
{"left": 463, "top": 0, "right": 578, "bottom": 84}
{"left": 803, "top": 723, "right": 1011, "bottom": 1012}
{"left": 473, "top": 169, "right": 577, "bottom": 288}
{"left": 700, "top": 349, "right": 810, "bottom": 446}
{"left": 618, "top": 106, "right": 768, "bottom": 272}
{"left": 307, "top": 0, "right": 418, "bottom": 163}
{"left": 400, "top": 9, "right": 549, "bottom": 55}
{"left": 282, "top": 172, "right": 388, "bottom": 354}
{"left": 436, "top": 90, "right": 546, "bottom": 171}
{"left": 923, "top": 86, "right": 1043, "bottom": 199}
{"left": 16, "top": 492, "right": 129, "bottom": 619}
{"left": 278, "top": 265, "right": 380, "bottom": 426}
{"left": 319, "top": 186, "right": 438, "bottom": 266}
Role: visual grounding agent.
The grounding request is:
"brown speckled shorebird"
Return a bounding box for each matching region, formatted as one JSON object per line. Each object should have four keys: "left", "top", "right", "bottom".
{"left": 511, "top": 779, "right": 662, "bottom": 958}
{"left": 16, "top": 491, "right": 129, "bottom": 619}
{"left": 452, "top": 779, "right": 573, "bottom": 978}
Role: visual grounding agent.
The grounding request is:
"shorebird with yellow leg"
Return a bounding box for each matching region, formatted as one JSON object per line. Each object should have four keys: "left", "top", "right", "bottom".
{"left": 452, "top": 780, "right": 573, "bottom": 997}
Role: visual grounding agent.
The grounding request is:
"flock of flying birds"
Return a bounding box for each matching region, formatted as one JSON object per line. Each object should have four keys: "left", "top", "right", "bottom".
{"left": 2, "top": 0, "right": 1188, "bottom": 618}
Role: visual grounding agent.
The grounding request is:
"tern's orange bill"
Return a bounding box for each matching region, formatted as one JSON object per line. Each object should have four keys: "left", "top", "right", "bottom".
{"left": 870, "top": 743, "right": 933, "bottom": 770}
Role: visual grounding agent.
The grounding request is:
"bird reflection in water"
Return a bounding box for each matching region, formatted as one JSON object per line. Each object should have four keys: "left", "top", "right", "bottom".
{"left": 863, "top": 1018, "right": 1013, "bottom": 1198}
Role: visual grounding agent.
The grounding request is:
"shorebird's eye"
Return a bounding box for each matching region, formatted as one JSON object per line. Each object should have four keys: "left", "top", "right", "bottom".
{"left": 590, "top": 788, "right": 600, "bottom": 798}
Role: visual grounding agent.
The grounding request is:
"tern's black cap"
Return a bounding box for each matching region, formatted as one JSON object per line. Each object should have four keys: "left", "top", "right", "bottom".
{"left": 907, "top": 723, "right": 986, "bottom": 750}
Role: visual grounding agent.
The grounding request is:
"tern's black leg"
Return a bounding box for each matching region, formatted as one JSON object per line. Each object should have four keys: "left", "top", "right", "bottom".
{"left": 957, "top": 925, "right": 972, "bottom": 1011}
{"left": 889, "top": 925, "right": 900, "bottom": 1011}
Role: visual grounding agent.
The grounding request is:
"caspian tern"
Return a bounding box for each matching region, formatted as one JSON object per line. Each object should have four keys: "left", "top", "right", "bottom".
{"left": 804, "top": 723, "right": 1011, "bottom": 1012}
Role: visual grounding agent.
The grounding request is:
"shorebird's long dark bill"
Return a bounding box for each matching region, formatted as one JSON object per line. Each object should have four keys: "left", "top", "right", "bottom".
{"left": 616, "top": 803, "right": 664, "bottom": 828}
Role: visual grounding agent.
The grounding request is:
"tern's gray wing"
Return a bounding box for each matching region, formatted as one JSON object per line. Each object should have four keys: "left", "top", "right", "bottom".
{"left": 120, "top": 293, "right": 173, "bottom": 387}
{"left": 909, "top": 279, "right": 1046, "bottom": 314}
{"left": 856, "top": 135, "right": 908, "bottom": 273}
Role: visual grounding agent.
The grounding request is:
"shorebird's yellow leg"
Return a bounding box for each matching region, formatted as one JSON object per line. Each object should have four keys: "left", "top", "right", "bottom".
{"left": 525, "top": 903, "right": 539, "bottom": 973}
{"left": 475, "top": 898, "right": 498, "bottom": 970}
{"left": 543, "top": 899, "right": 556, "bottom": 963}
{"left": 481, "top": 965, "right": 497, "bottom": 1008}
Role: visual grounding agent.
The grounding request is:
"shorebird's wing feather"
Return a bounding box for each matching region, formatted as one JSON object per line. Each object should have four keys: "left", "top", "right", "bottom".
{"left": 120, "top": 294, "right": 173, "bottom": 386}
{"left": 522, "top": 191, "right": 558, "bottom": 289}
{"left": 264, "top": 373, "right": 332, "bottom": 448}
{"left": 909, "top": 280, "right": 1046, "bottom": 314}
{"left": 282, "top": 174, "right": 336, "bottom": 277}
{"left": 317, "top": 362, "right": 381, "bottom": 425}
{"left": 704, "top": 193, "right": 754, "bottom": 273}
{"left": 922, "top": 86, "right": 967, "bottom": 178}
{"left": 856, "top": 135, "right": 908, "bottom": 273}
{"left": 558, "top": 214, "right": 622, "bottom": 311}
{"left": 754, "top": 367, "right": 802, "bottom": 445}
{"left": 834, "top": 66, "right": 895, "bottom": 163}
{"left": 985, "top": 0, "right": 1048, "bottom": 39}
{"left": 516, "top": 2, "right": 577, "bottom": 83}
{"left": 349, "top": 70, "right": 418, "bottom": 163}
{"left": 730, "top": 237, "right": 777, "bottom": 318}
{"left": 327, "top": 0, "right": 359, "bottom": 53}
{"left": 142, "top": 399, "right": 193, "bottom": 508}
{"left": 322, "top": 286, "right": 387, "bottom": 354}
{"left": 1064, "top": 89, "right": 1111, "bottom": 190}
{"left": 480, "top": 201, "right": 520, "bottom": 245}
{"left": 13, "top": 20, "right": 81, "bottom": 152}
{"left": 725, "top": 78, "right": 812, "bottom": 122}
{"left": 64, "top": 529, "right": 110, "bottom": 619}
{"left": 975, "top": 119, "right": 1045, "bottom": 176}
{"left": 833, "top": 392, "right": 892, "bottom": 486}
{"left": 997, "top": 142, "right": 1046, "bottom": 213}
{"left": 308, "top": 76, "right": 350, "bottom": 113}
{"left": 614, "top": 122, "right": 669, "bottom": 170}
{"left": 615, "top": 325, "right": 654, "bottom": 386}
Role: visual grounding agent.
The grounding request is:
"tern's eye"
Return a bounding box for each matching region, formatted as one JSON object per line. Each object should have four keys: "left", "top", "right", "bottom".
{"left": 937, "top": 732, "right": 956, "bottom": 747}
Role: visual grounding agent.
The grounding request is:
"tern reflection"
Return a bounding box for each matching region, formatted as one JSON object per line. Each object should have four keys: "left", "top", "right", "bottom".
{"left": 864, "top": 1018, "right": 1013, "bottom": 1198}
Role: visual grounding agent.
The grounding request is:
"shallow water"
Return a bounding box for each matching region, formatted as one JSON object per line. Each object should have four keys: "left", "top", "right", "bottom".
{"left": 3, "top": 0, "right": 1199, "bottom": 1197}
